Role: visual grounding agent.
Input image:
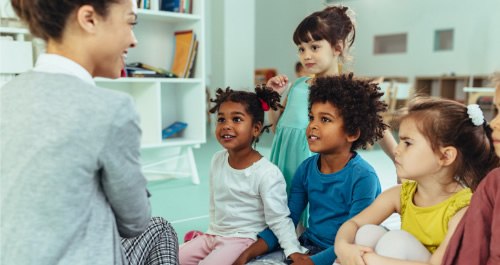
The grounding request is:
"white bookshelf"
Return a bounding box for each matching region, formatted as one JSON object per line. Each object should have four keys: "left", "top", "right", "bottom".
{"left": 1, "top": 1, "right": 206, "bottom": 184}
{"left": 96, "top": 1, "right": 206, "bottom": 184}
{"left": 0, "top": 0, "right": 206, "bottom": 184}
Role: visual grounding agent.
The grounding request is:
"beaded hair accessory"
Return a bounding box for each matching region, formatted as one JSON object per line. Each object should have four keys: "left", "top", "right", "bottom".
{"left": 467, "top": 104, "right": 484, "bottom": 126}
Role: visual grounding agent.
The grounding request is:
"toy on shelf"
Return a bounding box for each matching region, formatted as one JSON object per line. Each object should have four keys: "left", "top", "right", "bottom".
{"left": 162, "top": 121, "right": 188, "bottom": 139}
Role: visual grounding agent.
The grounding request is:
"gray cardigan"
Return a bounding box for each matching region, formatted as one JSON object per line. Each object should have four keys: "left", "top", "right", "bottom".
{"left": 0, "top": 72, "right": 151, "bottom": 265}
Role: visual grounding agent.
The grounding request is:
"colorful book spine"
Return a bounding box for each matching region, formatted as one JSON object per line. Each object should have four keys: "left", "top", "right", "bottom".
{"left": 160, "top": 0, "right": 191, "bottom": 13}
{"left": 184, "top": 40, "right": 198, "bottom": 78}
{"left": 160, "top": 0, "right": 179, "bottom": 12}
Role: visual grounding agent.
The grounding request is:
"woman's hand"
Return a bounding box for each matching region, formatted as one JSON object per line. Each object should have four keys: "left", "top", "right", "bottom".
{"left": 266, "top": 74, "right": 289, "bottom": 95}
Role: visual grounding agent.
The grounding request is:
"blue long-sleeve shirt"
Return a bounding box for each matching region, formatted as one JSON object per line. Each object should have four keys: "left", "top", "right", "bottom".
{"left": 259, "top": 153, "right": 381, "bottom": 265}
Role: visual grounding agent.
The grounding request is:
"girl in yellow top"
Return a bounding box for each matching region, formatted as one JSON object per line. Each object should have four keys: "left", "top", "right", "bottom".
{"left": 334, "top": 97, "right": 499, "bottom": 265}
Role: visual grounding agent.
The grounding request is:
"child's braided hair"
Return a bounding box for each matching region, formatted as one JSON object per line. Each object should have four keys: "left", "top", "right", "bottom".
{"left": 209, "top": 85, "right": 282, "bottom": 144}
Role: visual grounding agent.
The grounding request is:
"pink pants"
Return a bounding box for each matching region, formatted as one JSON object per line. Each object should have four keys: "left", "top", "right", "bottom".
{"left": 179, "top": 234, "right": 255, "bottom": 265}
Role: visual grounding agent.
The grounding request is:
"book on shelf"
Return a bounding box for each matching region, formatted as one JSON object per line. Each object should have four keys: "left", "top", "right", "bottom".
{"left": 160, "top": 0, "right": 193, "bottom": 13}
{"left": 162, "top": 121, "right": 188, "bottom": 139}
{"left": 130, "top": 73, "right": 175, "bottom": 78}
{"left": 161, "top": 0, "right": 179, "bottom": 12}
{"left": 137, "top": 0, "right": 150, "bottom": 10}
{"left": 171, "top": 30, "right": 196, "bottom": 78}
{"left": 185, "top": 40, "right": 198, "bottom": 78}
{"left": 128, "top": 62, "right": 177, "bottom": 77}
{"left": 127, "top": 67, "right": 156, "bottom": 75}
{"left": 126, "top": 63, "right": 177, "bottom": 78}
{"left": 187, "top": 56, "right": 197, "bottom": 78}
{"left": 183, "top": 0, "right": 193, "bottom": 14}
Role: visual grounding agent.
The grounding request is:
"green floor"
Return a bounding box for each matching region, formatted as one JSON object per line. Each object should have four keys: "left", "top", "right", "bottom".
{"left": 147, "top": 131, "right": 397, "bottom": 243}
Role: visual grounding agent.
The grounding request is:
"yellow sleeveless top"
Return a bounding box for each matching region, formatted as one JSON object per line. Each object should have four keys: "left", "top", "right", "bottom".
{"left": 400, "top": 181, "right": 471, "bottom": 253}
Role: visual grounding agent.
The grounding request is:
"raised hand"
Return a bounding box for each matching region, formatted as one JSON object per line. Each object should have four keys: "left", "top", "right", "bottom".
{"left": 266, "top": 74, "right": 289, "bottom": 95}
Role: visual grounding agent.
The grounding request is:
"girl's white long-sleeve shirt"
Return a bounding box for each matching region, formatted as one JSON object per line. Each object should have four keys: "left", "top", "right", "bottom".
{"left": 206, "top": 150, "right": 307, "bottom": 257}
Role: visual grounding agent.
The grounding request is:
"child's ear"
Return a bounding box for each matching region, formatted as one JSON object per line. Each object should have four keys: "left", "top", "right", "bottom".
{"left": 346, "top": 129, "right": 360, "bottom": 143}
{"left": 333, "top": 41, "right": 344, "bottom": 56}
{"left": 253, "top": 121, "right": 263, "bottom": 137}
{"left": 439, "top": 146, "right": 458, "bottom": 166}
{"left": 76, "top": 5, "right": 99, "bottom": 33}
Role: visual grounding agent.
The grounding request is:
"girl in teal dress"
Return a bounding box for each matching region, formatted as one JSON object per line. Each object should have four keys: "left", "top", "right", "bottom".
{"left": 270, "top": 75, "right": 311, "bottom": 192}
{"left": 267, "top": 6, "right": 398, "bottom": 226}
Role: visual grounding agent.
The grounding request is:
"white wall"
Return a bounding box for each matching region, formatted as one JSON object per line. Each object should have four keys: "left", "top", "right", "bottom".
{"left": 338, "top": 0, "right": 500, "bottom": 78}
{"left": 256, "top": 0, "right": 500, "bottom": 82}
{"left": 208, "top": 0, "right": 255, "bottom": 91}
{"left": 0, "top": 0, "right": 16, "bottom": 18}
{"left": 255, "top": 0, "right": 318, "bottom": 80}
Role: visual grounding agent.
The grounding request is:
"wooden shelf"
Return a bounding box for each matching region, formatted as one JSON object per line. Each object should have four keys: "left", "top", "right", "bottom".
{"left": 363, "top": 76, "right": 409, "bottom": 83}
{"left": 414, "top": 75, "right": 489, "bottom": 101}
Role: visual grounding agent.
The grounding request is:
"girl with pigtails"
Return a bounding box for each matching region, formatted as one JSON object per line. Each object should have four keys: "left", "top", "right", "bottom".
{"left": 179, "top": 86, "right": 307, "bottom": 265}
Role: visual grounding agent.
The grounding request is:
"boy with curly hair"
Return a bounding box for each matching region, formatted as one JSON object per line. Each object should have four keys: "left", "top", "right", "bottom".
{"left": 234, "top": 73, "right": 388, "bottom": 265}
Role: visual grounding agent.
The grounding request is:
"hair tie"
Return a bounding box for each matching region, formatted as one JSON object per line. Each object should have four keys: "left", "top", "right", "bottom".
{"left": 259, "top": 98, "right": 270, "bottom": 111}
{"left": 467, "top": 104, "right": 484, "bottom": 126}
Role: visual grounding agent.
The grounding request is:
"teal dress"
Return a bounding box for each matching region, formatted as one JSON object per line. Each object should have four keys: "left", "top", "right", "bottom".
{"left": 270, "top": 76, "right": 313, "bottom": 193}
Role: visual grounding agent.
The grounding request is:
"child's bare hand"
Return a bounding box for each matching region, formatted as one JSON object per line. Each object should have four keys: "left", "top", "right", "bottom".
{"left": 232, "top": 252, "right": 251, "bottom": 265}
{"left": 266, "top": 75, "right": 289, "bottom": 95}
{"left": 289, "top": 253, "right": 313, "bottom": 265}
{"left": 336, "top": 243, "right": 373, "bottom": 265}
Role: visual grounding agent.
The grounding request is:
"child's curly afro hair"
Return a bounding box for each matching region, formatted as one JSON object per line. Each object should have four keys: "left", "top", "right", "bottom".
{"left": 308, "top": 73, "right": 388, "bottom": 151}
